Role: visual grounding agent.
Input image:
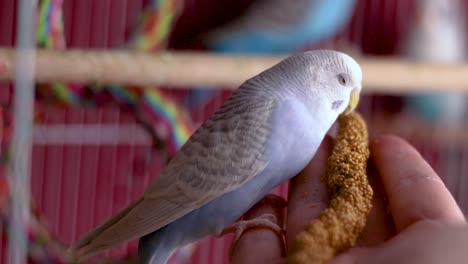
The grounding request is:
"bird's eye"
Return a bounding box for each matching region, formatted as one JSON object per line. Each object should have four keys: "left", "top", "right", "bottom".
{"left": 338, "top": 74, "right": 349, "bottom": 86}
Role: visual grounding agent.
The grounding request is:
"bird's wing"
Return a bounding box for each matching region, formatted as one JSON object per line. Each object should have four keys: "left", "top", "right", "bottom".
{"left": 204, "top": 0, "right": 354, "bottom": 53}
{"left": 72, "top": 89, "right": 278, "bottom": 257}
{"left": 235, "top": 0, "right": 312, "bottom": 30}
{"left": 207, "top": 0, "right": 312, "bottom": 40}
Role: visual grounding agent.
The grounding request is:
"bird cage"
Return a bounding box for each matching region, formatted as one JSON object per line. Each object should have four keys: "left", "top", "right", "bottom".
{"left": 0, "top": 0, "right": 467, "bottom": 263}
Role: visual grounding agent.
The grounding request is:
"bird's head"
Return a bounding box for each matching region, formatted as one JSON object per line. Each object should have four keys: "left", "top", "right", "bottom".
{"left": 295, "top": 50, "right": 363, "bottom": 115}
{"left": 247, "top": 50, "right": 363, "bottom": 115}
{"left": 336, "top": 52, "right": 363, "bottom": 114}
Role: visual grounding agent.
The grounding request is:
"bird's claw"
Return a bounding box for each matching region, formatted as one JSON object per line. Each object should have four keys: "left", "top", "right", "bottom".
{"left": 220, "top": 213, "right": 285, "bottom": 259}
{"left": 218, "top": 194, "right": 287, "bottom": 258}
{"left": 221, "top": 213, "right": 284, "bottom": 240}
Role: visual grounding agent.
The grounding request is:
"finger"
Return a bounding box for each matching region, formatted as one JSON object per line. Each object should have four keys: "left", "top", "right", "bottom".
{"left": 286, "top": 136, "right": 333, "bottom": 249}
{"left": 332, "top": 222, "right": 468, "bottom": 264}
{"left": 370, "top": 135, "right": 465, "bottom": 231}
{"left": 330, "top": 248, "right": 375, "bottom": 264}
{"left": 230, "top": 195, "right": 285, "bottom": 264}
{"left": 356, "top": 158, "right": 396, "bottom": 247}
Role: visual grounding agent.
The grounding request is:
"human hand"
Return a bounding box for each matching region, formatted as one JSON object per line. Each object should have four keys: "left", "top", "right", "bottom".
{"left": 229, "top": 135, "right": 467, "bottom": 264}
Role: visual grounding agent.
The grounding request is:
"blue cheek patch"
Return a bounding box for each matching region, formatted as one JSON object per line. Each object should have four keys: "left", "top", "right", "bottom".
{"left": 332, "top": 100, "right": 344, "bottom": 110}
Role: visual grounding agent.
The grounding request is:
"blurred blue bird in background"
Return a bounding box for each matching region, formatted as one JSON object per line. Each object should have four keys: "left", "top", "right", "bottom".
{"left": 401, "top": 0, "right": 467, "bottom": 125}
{"left": 187, "top": 0, "right": 358, "bottom": 110}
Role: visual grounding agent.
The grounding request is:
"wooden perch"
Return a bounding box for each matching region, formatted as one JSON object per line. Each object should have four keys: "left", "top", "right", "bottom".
{"left": 1, "top": 48, "right": 468, "bottom": 93}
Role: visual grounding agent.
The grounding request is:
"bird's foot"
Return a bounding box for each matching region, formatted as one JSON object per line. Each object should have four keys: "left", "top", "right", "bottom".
{"left": 219, "top": 194, "right": 287, "bottom": 258}
{"left": 219, "top": 194, "right": 287, "bottom": 243}
{"left": 220, "top": 213, "right": 285, "bottom": 242}
{"left": 221, "top": 213, "right": 286, "bottom": 259}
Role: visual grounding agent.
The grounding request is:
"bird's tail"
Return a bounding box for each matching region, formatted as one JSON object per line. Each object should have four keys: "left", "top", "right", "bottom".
{"left": 68, "top": 197, "right": 144, "bottom": 261}
{"left": 138, "top": 227, "right": 177, "bottom": 264}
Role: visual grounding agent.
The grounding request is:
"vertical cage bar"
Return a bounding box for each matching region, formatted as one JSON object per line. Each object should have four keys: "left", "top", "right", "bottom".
{"left": 7, "top": 0, "right": 37, "bottom": 263}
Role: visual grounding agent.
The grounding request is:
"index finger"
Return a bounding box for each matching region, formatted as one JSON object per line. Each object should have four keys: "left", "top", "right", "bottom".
{"left": 230, "top": 195, "right": 285, "bottom": 264}
{"left": 286, "top": 136, "right": 333, "bottom": 249}
{"left": 370, "top": 135, "right": 465, "bottom": 231}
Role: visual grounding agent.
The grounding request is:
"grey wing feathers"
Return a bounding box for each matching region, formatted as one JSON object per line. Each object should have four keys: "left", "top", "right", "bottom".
{"left": 70, "top": 88, "right": 278, "bottom": 259}
{"left": 69, "top": 197, "right": 144, "bottom": 257}
{"left": 212, "top": 0, "right": 311, "bottom": 34}
{"left": 146, "top": 90, "right": 277, "bottom": 202}
{"left": 243, "top": 0, "right": 311, "bottom": 29}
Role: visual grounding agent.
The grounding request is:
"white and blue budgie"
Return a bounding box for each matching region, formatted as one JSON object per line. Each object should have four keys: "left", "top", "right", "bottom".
{"left": 188, "top": 0, "right": 358, "bottom": 109}
{"left": 402, "top": 0, "right": 466, "bottom": 124}
{"left": 69, "top": 50, "right": 363, "bottom": 264}
{"left": 205, "top": 0, "right": 357, "bottom": 53}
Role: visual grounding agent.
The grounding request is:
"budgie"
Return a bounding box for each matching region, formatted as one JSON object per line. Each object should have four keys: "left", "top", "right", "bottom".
{"left": 402, "top": 0, "right": 466, "bottom": 124}
{"left": 187, "top": 0, "right": 358, "bottom": 110}
{"left": 69, "top": 50, "right": 363, "bottom": 264}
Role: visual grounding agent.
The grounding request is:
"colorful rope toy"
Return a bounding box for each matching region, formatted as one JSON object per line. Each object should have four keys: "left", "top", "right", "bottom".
{"left": 2, "top": 0, "right": 191, "bottom": 263}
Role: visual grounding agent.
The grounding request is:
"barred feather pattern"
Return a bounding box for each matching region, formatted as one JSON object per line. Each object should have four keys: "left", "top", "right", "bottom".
{"left": 218, "top": 0, "right": 313, "bottom": 33}
{"left": 146, "top": 86, "right": 278, "bottom": 204}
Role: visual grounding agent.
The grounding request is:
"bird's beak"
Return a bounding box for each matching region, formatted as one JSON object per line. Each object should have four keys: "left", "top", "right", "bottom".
{"left": 344, "top": 88, "right": 361, "bottom": 114}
